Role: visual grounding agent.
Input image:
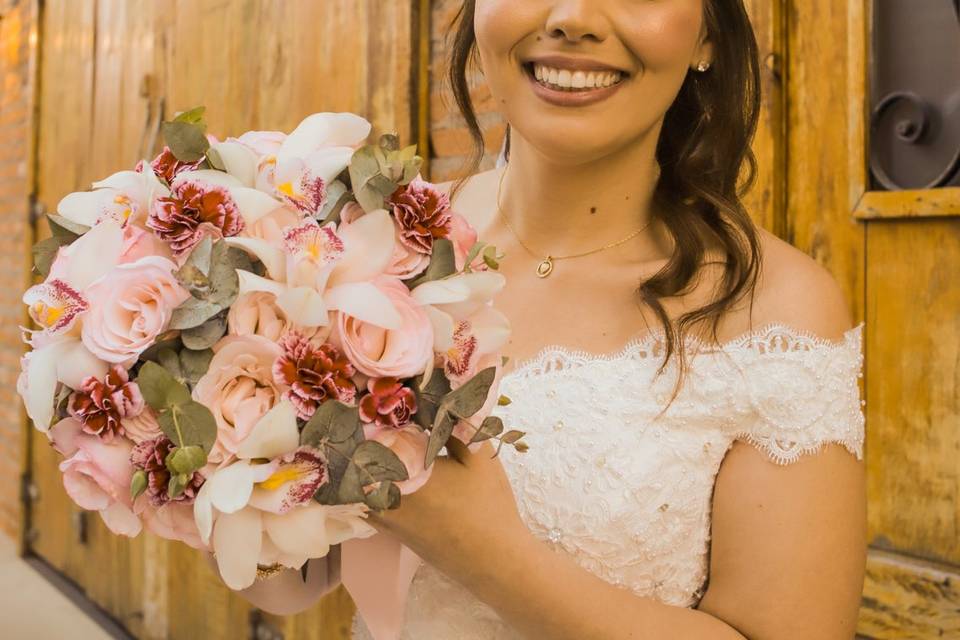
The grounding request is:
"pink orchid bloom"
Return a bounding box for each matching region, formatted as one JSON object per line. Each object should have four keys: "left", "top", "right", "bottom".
{"left": 193, "top": 399, "right": 377, "bottom": 590}
{"left": 225, "top": 210, "right": 401, "bottom": 330}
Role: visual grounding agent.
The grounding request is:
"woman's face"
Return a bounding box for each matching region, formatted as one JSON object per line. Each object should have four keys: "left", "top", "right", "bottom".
{"left": 474, "top": 0, "right": 712, "bottom": 164}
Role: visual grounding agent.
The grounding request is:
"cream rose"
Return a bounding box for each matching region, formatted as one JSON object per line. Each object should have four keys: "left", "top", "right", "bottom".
{"left": 192, "top": 334, "right": 287, "bottom": 464}
{"left": 80, "top": 256, "right": 191, "bottom": 365}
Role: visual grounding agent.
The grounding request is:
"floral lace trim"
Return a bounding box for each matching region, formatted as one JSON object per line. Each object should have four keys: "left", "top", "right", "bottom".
{"left": 503, "top": 321, "right": 865, "bottom": 381}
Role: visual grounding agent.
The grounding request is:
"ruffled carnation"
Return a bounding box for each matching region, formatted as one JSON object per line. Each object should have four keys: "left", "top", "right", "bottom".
{"left": 387, "top": 177, "right": 452, "bottom": 254}
{"left": 358, "top": 377, "right": 417, "bottom": 429}
{"left": 272, "top": 332, "right": 357, "bottom": 420}
{"left": 68, "top": 364, "right": 145, "bottom": 442}
{"left": 130, "top": 436, "right": 205, "bottom": 506}
{"left": 147, "top": 179, "right": 244, "bottom": 256}
{"left": 144, "top": 146, "right": 203, "bottom": 184}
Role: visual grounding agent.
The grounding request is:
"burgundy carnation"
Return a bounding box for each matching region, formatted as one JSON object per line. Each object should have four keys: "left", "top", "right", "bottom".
{"left": 130, "top": 436, "right": 205, "bottom": 506}
{"left": 359, "top": 377, "right": 418, "bottom": 429}
{"left": 273, "top": 332, "right": 358, "bottom": 420}
{"left": 68, "top": 364, "right": 144, "bottom": 442}
{"left": 147, "top": 178, "right": 244, "bottom": 256}
{"left": 388, "top": 178, "right": 452, "bottom": 254}
{"left": 143, "top": 146, "right": 204, "bottom": 184}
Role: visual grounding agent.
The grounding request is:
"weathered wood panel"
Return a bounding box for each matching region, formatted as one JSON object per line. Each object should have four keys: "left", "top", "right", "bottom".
{"left": 785, "top": 0, "right": 866, "bottom": 320}
{"left": 854, "top": 188, "right": 960, "bottom": 220}
{"left": 864, "top": 218, "right": 960, "bottom": 566}
{"left": 859, "top": 550, "right": 960, "bottom": 639}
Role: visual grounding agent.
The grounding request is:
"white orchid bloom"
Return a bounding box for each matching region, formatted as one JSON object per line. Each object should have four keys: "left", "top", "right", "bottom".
{"left": 20, "top": 220, "right": 127, "bottom": 430}
{"left": 411, "top": 272, "right": 511, "bottom": 383}
{"left": 169, "top": 169, "right": 287, "bottom": 230}
{"left": 224, "top": 209, "right": 400, "bottom": 329}
{"left": 236, "top": 113, "right": 371, "bottom": 216}
{"left": 57, "top": 166, "right": 168, "bottom": 228}
{"left": 193, "top": 399, "right": 376, "bottom": 590}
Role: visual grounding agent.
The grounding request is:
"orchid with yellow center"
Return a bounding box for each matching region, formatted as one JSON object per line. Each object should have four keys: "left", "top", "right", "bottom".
{"left": 210, "top": 112, "right": 372, "bottom": 216}
{"left": 225, "top": 209, "right": 402, "bottom": 330}
{"left": 20, "top": 220, "right": 128, "bottom": 430}
{"left": 411, "top": 271, "right": 512, "bottom": 385}
{"left": 56, "top": 165, "right": 169, "bottom": 228}
{"left": 194, "top": 399, "right": 376, "bottom": 589}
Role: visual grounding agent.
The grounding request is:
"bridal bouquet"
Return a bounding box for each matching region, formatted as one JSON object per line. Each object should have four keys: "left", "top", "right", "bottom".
{"left": 18, "top": 107, "right": 524, "bottom": 595}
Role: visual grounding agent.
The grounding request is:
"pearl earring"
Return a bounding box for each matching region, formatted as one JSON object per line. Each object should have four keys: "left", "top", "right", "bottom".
{"left": 696, "top": 61, "right": 710, "bottom": 72}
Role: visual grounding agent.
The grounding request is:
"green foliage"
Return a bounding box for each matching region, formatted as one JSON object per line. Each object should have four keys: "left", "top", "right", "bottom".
{"left": 162, "top": 106, "right": 210, "bottom": 163}
{"left": 406, "top": 238, "right": 456, "bottom": 288}
{"left": 348, "top": 135, "right": 423, "bottom": 213}
{"left": 136, "top": 361, "right": 217, "bottom": 455}
{"left": 169, "top": 240, "right": 251, "bottom": 330}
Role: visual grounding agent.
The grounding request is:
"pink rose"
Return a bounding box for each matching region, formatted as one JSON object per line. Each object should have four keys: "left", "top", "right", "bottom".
{"left": 193, "top": 334, "right": 286, "bottom": 464}
{"left": 138, "top": 501, "right": 206, "bottom": 549}
{"left": 332, "top": 277, "right": 434, "bottom": 379}
{"left": 120, "top": 405, "right": 163, "bottom": 443}
{"left": 449, "top": 211, "right": 480, "bottom": 271}
{"left": 362, "top": 423, "right": 433, "bottom": 494}
{"left": 118, "top": 224, "right": 174, "bottom": 264}
{"left": 239, "top": 205, "right": 300, "bottom": 246}
{"left": 228, "top": 292, "right": 329, "bottom": 343}
{"left": 49, "top": 417, "right": 142, "bottom": 536}
{"left": 81, "top": 256, "right": 191, "bottom": 365}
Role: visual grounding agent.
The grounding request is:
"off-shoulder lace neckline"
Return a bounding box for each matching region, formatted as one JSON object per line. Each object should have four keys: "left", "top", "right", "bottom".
{"left": 501, "top": 321, "right": 864, "bottom": 381}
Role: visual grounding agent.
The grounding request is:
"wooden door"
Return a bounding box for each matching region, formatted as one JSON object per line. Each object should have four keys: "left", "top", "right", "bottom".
{"left": 26, "top": 1, "right": 425, "bottom": 638}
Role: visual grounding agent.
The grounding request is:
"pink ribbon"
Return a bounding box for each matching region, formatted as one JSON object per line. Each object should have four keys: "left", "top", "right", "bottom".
{"left": 341, "top": 533, "right": 423, "bottom": 640}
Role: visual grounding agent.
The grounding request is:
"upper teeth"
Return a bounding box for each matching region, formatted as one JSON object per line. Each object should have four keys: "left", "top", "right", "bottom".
{"left": 533, "top": 63, "right": 623, "bottom": 90}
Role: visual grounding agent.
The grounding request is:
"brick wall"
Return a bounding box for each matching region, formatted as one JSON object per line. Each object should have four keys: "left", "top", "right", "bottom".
{"left": 0, "top": 0, "right": 35, "bottom": 540}
{"left": 429, "top": 0, "right": 508, "bottom": 182}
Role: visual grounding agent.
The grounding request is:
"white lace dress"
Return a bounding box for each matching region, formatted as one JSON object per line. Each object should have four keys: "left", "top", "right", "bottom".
{"left": 352, "top": 323, "right": 866, "bottom": 639}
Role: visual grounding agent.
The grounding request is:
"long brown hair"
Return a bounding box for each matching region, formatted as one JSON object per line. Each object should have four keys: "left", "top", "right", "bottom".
{"left": 444, "top": 1, "right": 763, "bottom": 397}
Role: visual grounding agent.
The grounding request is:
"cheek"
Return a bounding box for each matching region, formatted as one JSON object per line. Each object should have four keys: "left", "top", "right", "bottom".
{"left": 619, "top": 2, "right": 704, "bottom": 70}
{"left": 474, "top": 0, "right": 541, "bottom": 75}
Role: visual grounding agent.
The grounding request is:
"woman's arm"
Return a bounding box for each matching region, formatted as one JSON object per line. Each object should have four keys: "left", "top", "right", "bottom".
{"left": 448, "top": 441, "right": 863, "bottom": 640}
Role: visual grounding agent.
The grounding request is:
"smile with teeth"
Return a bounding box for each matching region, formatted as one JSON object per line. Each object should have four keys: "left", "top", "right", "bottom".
{"left": 530, "top": 63, "right": 625, "bottom": 91}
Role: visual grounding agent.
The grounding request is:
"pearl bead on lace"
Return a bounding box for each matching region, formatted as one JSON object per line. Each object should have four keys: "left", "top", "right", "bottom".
{"left": 548, "top": 528, "right": 562, "bottom": 543}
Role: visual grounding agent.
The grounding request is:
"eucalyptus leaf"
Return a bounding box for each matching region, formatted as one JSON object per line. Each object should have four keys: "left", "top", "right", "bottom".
{"left": 441, "top": 366, "right": 496, "bottom": 420}
{"left": 157, "top": 347, "right": 184, "bottom": 382}
{"left": 497, "top": 395, "right": 512, "bottom": 406}
{"left": 167, "top": 473, "right": 190, "bottom": 499}
{"left": 130, "top": 470, "right": 148, "bottom": 500}
{"left": 32, "top": 236, "right": 69, "bottom": 278}
{"left": 351, "top": 441, "right": 409, "bottom": 483}
{"left": 172, "top": 106, "right": 206, "bottom": 124}
{"left": 337, "top": 462, "right": 367, "bottom": 504}
{"left": 301, "top": 400, "right": 361, "bottom": 447}
{"left": 175, "top": 236, "right": 213, "bottom": 293}
{"left": 137, "top": 361, "right": 191, "bottom": 410}
{"left": 400, "top": 156, "right": 423, "bottom": 185}
{"left": 412, "top": 368, "right": 451, "bottom": 430}
{"left": 462, "top": 241, "right": 487, "bottom": 272}
{"left": 180, "top": 314, "right": 227, "bottom": 350}
{"left": 350, "top": 146, "right": 389, "bottom": 213}
{"left": 179, "top": 348, "right": 213, "bottom": 386}
{"left": 168, "top": 297, "right": 222, "bottom": 330}
{"left": 47, "top": 214, "right": 90, "bottom": 237}
{"left": 206, "top": 147, "right": 226, "bottom": 171}
{"left": 166, "top": 445, "right": 207, "bottom": 475}
{"left": 162, "top": 120, "right": 209, "bottom": 163}
{"left": 398, "top": 144, "right": 418, "bottom": 162}
{"left": 316, "top": 180, "right": 348, "bottom": 223}
{"left": 468, "top": 416, "right": 504, "bottom": 444}
{"left": 501, "top": 430, "right": 525, "bottom": 444}
{"left": 424, "top": 410, "right": 456, "bottom": 468}
{"left": 379, "top": 134, "right": 400, "bottom": 152}
{"left": 207, "top": 241, "right": 250, "bottom": 306}
{"left": 364, "top": 480, "right": 400, "bottom": 511}
{"left": 407, "top": 238, "right": 456, "bottom": 288}
{"left": 482, "top": 245, "right": 500, "bottom": 270}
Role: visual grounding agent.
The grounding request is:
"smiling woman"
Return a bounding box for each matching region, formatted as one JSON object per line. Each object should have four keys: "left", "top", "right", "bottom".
{"left": 348, "top": 0, "right": 867, "bottom": 638}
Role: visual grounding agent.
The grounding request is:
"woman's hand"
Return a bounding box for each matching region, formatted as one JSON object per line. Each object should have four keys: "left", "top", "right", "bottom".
{"left": 365, "top": 437, "right": 533, "bottom": 586}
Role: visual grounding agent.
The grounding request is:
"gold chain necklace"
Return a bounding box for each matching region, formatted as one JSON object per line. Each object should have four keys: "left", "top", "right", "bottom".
{"left": 495, "top": 166, "right": 655, "bottom": 278}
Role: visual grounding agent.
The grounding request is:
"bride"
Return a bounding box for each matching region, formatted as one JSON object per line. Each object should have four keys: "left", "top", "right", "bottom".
{"left": 250, "top": 1, "right": 867, "bottom": 638}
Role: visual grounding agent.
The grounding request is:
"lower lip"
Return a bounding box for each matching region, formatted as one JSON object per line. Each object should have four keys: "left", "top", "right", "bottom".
{"left": 525, "top": 66, "right": 627, "bottom": 107}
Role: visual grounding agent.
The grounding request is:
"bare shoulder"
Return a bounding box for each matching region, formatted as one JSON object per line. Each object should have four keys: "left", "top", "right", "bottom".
{"left": 746, "top": 227, "right": 855, "bottom": 342}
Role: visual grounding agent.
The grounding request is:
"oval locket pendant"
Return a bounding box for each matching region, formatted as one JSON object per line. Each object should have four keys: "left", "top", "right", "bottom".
{"left": 536, "top": 256, "right": 554, "bottom": 278}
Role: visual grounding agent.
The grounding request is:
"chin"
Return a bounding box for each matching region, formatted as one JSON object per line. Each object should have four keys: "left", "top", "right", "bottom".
{"left": 512, "top": 119, "right": 635, "bottom": 166}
